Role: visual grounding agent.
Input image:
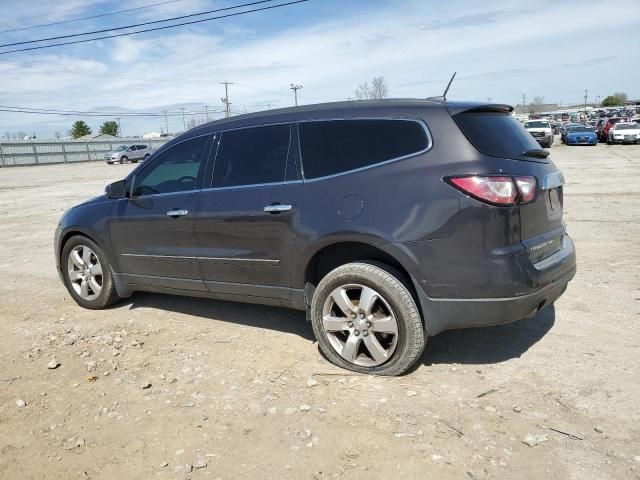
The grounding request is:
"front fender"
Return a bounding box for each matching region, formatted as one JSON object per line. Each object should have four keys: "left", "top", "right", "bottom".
{"left": 54, "top": 199, "right": 116, "bottom": 272}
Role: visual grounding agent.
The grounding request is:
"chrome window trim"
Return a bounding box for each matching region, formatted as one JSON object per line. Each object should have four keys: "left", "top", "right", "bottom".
{"left": 297, "top": 117, "right": 433, "bottom": 182}
{"left": 196, "top": 117, "right": 432, "bottom": 192}
{"left": 200, "top": 179, "right": 302, "bottom": 194}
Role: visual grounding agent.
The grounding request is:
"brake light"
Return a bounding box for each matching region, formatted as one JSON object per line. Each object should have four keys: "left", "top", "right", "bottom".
{"left": 447, "top": 175, "right": 537, "bottom": 206}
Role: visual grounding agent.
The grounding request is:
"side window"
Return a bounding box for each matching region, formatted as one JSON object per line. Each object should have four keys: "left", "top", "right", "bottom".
{"left": 299, "top": 119, "right": 429, "bottom": 179}
{"left": 132, "top": 135, "right": 209, "bottom": 196}
{"left": 212, "top": 124, "right": 290, "bottom": 188}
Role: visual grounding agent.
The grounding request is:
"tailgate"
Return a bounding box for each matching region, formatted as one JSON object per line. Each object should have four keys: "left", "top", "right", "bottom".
{"left": 520, "top": 171, "right": 565, "bottom": 263}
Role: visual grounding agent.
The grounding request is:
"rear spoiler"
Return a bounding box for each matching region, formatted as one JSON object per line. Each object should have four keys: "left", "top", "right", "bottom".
{"left": 446, "top": 103, "right": 514, "bottom": 116}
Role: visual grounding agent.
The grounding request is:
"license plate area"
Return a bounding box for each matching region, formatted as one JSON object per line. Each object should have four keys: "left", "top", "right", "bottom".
{"left": 546, "top": 187, "right": 562, "bottom": 221}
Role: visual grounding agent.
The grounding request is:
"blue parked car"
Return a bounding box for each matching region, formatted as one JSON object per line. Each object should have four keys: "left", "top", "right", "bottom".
{"left": 565, "top": 125, "right": 597, "bottom": 146}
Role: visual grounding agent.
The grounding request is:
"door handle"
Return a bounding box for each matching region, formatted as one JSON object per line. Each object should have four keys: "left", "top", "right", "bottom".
{"left": 264, "top": 204, "right": 292, "bottom": 213}
{"left": 166, "top": 209, "right": 189, "bottom": 217}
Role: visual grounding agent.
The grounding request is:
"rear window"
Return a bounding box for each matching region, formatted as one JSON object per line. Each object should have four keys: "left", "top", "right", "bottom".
{"left": 299, "top": 119, "right": 429, "bottom": 179}
{"left": 569, "top": 127, "right": 594, "bottom": 133}
{"left": 454, "top": 112, "right": 542, "bottom": 159}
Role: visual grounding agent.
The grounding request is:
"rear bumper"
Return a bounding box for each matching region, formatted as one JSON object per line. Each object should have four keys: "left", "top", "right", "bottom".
{"left": 414, "top": 235, "right": 576, "bottom": 336}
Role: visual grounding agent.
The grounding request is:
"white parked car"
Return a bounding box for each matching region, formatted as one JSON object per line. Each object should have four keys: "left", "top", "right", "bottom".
{"left": 607, "top": 122, "right": 640, "bottom": 145}
{"left": 523, "top": 120, "right": 554, "bottom": 148}
{"left": 105, "top": 144, "right": 153, "bottom": 164}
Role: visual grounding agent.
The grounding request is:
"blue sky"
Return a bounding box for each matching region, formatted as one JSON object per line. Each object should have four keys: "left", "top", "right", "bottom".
{"left": 0, "top": 0, "right": 638, "bottom": 137}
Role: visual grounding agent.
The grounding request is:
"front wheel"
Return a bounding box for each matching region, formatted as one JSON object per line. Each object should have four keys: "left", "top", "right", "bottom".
{"left": 61, "top": 235, "right": 120, "bottom": 309}
{"left": 120, "top": 155, "right": 128, "bottom": 164}
{"left": 310, "top": 262, "right": 426, "bottom": 376}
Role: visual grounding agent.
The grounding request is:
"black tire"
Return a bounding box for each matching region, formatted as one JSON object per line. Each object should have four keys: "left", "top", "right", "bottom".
{"left": 120, "top": 156, "right": 128, "bottom": 164}
{"left": 310, "top": 262, "right": 426, "bottom": 376}
{"left": 61, "top": 235, "right": 120, "bottom": 310}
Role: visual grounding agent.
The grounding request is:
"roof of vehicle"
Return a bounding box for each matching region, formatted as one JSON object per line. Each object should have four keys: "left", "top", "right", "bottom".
{"left": 185, "top": 98, "right": 513, "bottom": 136}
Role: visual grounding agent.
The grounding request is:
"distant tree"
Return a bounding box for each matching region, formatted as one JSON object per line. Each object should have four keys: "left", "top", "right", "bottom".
{"left": 355, "top": 76, "right": 389, "bottom": 100}
{"left": 53, "top": 131, "right": 62, "bottom": 139}
{"left": 355, "top": 81, "right": 371, "bottom": 100}
{"left": 613, "top": 92, "right": 628, "bottom": 104}
{"left": 601, "top": 95, "right": 622, "bottom": 107}
{"left": 99, "top": 121, "right": 119, "bottom": 136}
{"left": 70, "top": 120, "right": 91, "bottom": 139}
{"left": 3, "top": 131, "right": 10, "bottom": 140}
{"left": 370, "top": 76, "right": 389, "bottom": 99}
{"left": 532, "top": 96, "right": 545, "bottom": 105}
{"left": 17, "top": 131, "right": 27, "bottom": 141}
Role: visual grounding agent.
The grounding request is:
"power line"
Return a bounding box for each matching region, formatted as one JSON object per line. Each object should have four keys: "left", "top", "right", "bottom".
{"left": 0, "top": 0, "right": 189, "bottom": 34}
{"left": 0, "top": 0, "right": 278, "bottom": 48}
{"left": 0, "top": 105, "right": 224, "bottom": 117}
{"left": 0, "top": 0, "right": 310, "bottom": 56}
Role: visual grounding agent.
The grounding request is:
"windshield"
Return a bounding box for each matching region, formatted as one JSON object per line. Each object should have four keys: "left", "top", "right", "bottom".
{"left": 569, "top": 127, "right": 594, "bottom": 133}
{"left": 524, "top": 121, "right": 550, "bottom": 128}
{"left": 615, "top": 124, "right": 637, "bottom": 130}
{"left": 114, "top": 145, "right": 128, "bottom": 151}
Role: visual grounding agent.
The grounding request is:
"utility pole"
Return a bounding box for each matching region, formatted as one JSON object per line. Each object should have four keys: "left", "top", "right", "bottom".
{"left": 116, "top": 117, "right": 122, "bottom": 137}
{"left": 204, "top": 105, "right": 210, "bottom": 122}
{"left": 220, "top": 81, "right": 233, "bottom": 118}
{"left": 163, "top": 110, "right": 169, "bottom": 135}
{"left": 584, "top": 89, "right": 588, "bottom": 111}
{"left": 290, "top": 83, "right": 303, "bottom": 106}
{"left": 521, "top": 94, "right": 526, "bottom": 114}
{"left": 487, "top": 97, "right": 492, "bottom": 103}
{"left": 180, "top": 108, "right": 186, "bottom": 131}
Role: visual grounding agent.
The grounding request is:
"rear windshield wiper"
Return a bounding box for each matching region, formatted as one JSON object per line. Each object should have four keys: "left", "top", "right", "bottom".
{"left": 522, "top": 149, "right": 550, "bottom": 159}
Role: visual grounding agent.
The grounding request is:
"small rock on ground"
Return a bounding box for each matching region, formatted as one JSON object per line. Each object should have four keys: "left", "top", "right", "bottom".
{"left": 47, "top": 358, "right": 60, "bottom": 369}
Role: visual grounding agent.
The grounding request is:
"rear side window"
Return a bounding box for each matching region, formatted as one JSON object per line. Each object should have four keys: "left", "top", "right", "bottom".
{"left": 454, "top": 112, "right": 542, "bottom": 159}
{"left": 213, "top": 124, "right": 291, "bottom": 188}
{"left": 299, "top": 119, "right": 429, "bottom": 179}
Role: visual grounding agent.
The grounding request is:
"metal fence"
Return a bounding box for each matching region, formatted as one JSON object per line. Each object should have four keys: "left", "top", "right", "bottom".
{"left": 0, "top": 138, "right": 172, "bottom": 167}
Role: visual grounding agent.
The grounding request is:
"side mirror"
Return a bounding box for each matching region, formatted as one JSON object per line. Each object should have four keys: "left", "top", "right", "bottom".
{"left": 106, "top": 179, "right": 126, "bottom": 199}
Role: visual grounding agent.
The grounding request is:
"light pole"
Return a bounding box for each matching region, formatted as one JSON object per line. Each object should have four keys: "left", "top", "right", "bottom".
{"left": 180, "top": 108, "right": 186, "bottom": 131}
{"left": 116, "top": 117, "right": 122, "bottom": 137}
{"left": 290, "top": 84, "right": 303, "bottom": 106}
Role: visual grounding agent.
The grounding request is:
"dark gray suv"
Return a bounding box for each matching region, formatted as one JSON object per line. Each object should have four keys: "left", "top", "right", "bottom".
{"left": 55, "top": 99, "right": 576, "bottom": 375}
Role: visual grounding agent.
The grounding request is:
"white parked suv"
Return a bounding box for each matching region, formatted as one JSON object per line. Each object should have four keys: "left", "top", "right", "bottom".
{"left": 523, "top": 120, "right": 554, "bottom": 148}
{"left": 105, "top": 144, "right": 153, "bottom": 164}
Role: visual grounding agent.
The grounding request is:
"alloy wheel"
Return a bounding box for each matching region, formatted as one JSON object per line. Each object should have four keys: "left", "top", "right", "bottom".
{"left": 322, "top": 284, "right": 399, "bottom": 367}
{"left": 67, "top": 245, "right": 103, "bottom": 301}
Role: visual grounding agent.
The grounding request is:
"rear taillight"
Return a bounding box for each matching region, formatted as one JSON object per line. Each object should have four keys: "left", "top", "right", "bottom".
{"left": 447, "top": 175, "right": 537, "bottom": 206}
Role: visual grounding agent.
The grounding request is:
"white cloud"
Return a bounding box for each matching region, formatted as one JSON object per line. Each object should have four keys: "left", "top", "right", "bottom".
{"left": 1, "top": 0, "right": 639, "bottom": 137}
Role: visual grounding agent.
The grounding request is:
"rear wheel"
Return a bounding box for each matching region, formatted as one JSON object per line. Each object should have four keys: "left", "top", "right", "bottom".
{"left": 61, "top": 235, "right": 120, "bottom": 309}
{"left": 310, "top": 262, "right": 426, "bottom": 376}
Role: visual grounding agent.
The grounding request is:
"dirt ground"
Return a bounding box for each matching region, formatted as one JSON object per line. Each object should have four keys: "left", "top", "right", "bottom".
{"left": 1, "top": 139, "right": 639, "bottom": 480}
